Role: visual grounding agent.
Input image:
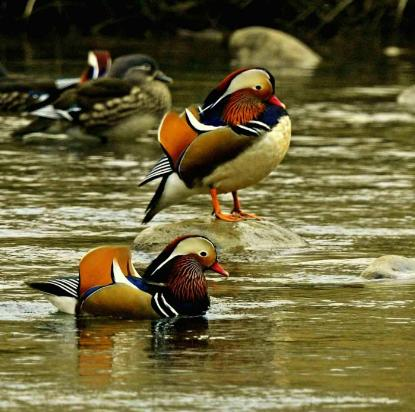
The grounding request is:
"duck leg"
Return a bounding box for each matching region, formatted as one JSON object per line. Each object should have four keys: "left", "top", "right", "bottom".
{"left": 231, "top": 191, "right": 261, "bottom": 219}
{"left": 210, "top": 188, "right": 242, "bottom": 222}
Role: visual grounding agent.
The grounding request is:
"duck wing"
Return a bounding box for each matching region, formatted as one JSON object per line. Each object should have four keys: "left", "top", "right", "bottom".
{"left": 0, "top": 78, "right": 62, "bottom": 112}
{"left": 178, "top": 126, "right": 253, "bottom": 188}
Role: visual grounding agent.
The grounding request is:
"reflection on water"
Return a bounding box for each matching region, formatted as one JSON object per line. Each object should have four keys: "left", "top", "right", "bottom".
{"left": 0, "top": 37, "right": 415, "bottom": 410}
{"left": 76, "top": 316, "right": 210, "bottom": 389}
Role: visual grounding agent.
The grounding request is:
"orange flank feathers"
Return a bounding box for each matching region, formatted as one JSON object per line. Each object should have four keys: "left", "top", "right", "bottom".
{"left": 79, "top": 246, "right": 135, "bottom": 296}
{"left": 158, "top": 106, "right": 198, "bottom": 166}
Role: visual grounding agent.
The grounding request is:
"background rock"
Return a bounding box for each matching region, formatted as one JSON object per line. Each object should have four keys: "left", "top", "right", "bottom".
{"left": 361, "top": 255, "right": 415, "bottom": 280}
{"left": 229, "top": 26, "right": 322, "bottom": 69}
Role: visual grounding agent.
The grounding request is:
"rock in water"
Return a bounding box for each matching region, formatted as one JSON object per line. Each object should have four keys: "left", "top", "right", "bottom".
{"left": 134, "top": 217, "right": 307, "bottom": 258}
{"left": 397, "top": 85, "right": 415, "bottom": 107}
{"left": 229, "top": 26, "right": 321, "bottom": 69}
{"left": 361, "top": 255, "right": 415, "bottom": 280}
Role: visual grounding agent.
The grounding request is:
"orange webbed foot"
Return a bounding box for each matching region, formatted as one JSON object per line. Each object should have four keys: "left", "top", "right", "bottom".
{"left": 230, "top": 191, "right": 261, "bottom": 220}
{"left": 231, "top": 209, "right": 262, "bottom": 220}
{"left": 213, "top": 210, "right": 243, "bottom": 222}
{"left": 210, "top": 188, "right": 243, "bottom": 222}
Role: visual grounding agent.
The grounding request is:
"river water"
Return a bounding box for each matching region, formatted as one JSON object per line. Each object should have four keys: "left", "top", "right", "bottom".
{"left": 0, "top": 37, "right": 414, "bottom": 411}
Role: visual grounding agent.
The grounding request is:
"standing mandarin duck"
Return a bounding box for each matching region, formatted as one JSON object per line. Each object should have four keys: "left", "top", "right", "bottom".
{"left": 12, "top": 54, "right": 172, "bottom": 142}
{"left": 28, "top": 235, "right": 228, "bottom": 319}
{"left": 0, "top": 50, "right": 111, "bottom": 113}
{"left": 140, "top": 67, "right": 291, "bottom": 222}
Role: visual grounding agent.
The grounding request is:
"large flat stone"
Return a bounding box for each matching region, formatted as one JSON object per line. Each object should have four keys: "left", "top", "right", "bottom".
{"left": 134, "top": 217, "right": 307, "bottom": 259}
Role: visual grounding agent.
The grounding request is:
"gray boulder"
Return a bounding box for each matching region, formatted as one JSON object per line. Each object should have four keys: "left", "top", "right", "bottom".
{"left": 134, "top": 217, "right": 307, "bottom": 260}
{"left": 361, "top": 255, "right": 415, "bottom": 280}
{"left": 397, "top": 85, "right": 415, "bottom": 107}
{"left": 229, "top": 26, "right": 321, "bottom": 69}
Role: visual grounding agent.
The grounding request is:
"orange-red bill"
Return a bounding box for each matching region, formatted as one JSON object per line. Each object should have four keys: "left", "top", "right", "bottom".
{"left": 210, "top": 261, "right": 229, "bottom": 277}
{"left": 269, "top": 95, "right": 286, "bottom": 109}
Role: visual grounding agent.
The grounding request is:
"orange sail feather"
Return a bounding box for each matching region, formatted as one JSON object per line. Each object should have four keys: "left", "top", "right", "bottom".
{"left": 79, "top": 245, "right": 133, "bottom": 296}
{"left": 158, "top": 107, "right": 199, "bottom": 166}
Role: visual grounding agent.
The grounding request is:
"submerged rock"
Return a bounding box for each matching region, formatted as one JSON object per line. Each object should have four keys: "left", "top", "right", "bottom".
{"left": 397, "top": 85, "right": 415, "bottom": 107}
{"left": 134, "top": 217, "right": 307, "bottom": 256}
{"left": 361, "top": 255, "right": 415, "bottom": 280}
{"left": 176, "top": 29, "right": 224, "bottom": 42}
{"left": 18, "top": 132, "right": 102, "bottom": 146}
{"left": 229, "top": 26, "right": 321, "bottom": 69}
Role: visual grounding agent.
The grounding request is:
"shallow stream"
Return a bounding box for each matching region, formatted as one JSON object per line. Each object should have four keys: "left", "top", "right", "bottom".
{"left": 0, "top": 37, "right": 414, "bottom": 411}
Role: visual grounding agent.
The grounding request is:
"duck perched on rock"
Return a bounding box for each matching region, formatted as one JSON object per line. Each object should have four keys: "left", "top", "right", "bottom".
{"left": 140, "top": 67, "right": 291, "bottom": 222}
{"left": 13, "top": 54, "right": 172, "bottom": 142}
{"left": 0, "top": 50, "right": 111, "bottom": 114}
{"left": 28, "top": 235, "right": 228, "bottom": 319}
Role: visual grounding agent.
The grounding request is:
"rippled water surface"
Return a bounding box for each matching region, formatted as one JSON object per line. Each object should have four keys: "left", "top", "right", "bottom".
{"left": 1, "top": 37, "right": 415, "bottom": 411}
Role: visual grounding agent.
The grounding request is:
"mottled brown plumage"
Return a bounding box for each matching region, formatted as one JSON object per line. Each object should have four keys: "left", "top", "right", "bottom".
{"left": 0, "top": 50, "right": 111, "bottom": 114}
{"left": 12, "top": 54, "right": 172, "bottom": 141}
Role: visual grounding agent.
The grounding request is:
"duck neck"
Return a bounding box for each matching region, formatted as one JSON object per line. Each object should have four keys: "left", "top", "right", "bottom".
{"left": 222, "top": 90, "right": 265, "bottom": 125}
{"left": 165, "top": 256, "right": 208, "bottom": 303}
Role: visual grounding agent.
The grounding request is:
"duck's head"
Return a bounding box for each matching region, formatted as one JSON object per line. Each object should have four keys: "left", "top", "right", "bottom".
{"left": 142, "top": 235, "right": 228, "bottom": 300}
{"left": 80, "top": 50, "right": 112, "bottom": 83}
{"left": 202, "top": 67, "right": 286, "bottom": 124}
{"left": 109, "top": 53, "right": 172, "bottom": 84}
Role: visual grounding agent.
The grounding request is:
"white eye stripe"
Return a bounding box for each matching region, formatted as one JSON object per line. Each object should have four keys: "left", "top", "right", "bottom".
{"left": 135, "top": 63, "right": 152, "bottom": 71}
{"left": 148, "top": 237, "right": 217, "bottom": 277}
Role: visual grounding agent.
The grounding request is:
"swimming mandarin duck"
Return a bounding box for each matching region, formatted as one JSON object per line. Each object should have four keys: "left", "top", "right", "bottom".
{"left": 12, "top": 54, "right": 172, "bottom": 141}
{"left": 140, "top": 67, "right": 291, "bottom": 223}
{"left": 0, "top": 50, "right": 111, "bottom": 113}
{"left": 28, "top": 235, "right": 228, "bottom": 319}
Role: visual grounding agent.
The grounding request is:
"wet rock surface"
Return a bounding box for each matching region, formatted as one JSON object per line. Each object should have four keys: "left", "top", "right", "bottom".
{"left": 361, "top": 255, "right": 415, "bottom": 280}
{"left": 134, "top": 217, "right": 307, "bottom": 258}
{"left": 397, "top": 85, "right": 415, "bottom": 107}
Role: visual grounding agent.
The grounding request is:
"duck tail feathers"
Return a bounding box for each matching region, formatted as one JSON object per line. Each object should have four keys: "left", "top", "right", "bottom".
{"left": 28, "top": 278, "right": 79, "bottom": 314}
{"left": 28, "top": 278, "right": 79, "bottom": 298}
{"left": 11, "top": 117, "right": 56, "bottom": 138}
{"left": 142, "top": 176, "right": 168, "bottom": 224}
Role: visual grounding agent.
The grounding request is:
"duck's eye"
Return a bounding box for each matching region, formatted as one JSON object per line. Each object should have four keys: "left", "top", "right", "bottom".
{"left": 199, "top": 251, "right": 208, "bottom": 257}
{"left": 255, "top": 85, "right": 262, "bottom": 90}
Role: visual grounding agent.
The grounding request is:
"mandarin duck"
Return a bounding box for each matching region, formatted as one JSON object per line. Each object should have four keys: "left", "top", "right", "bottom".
{"left": 12, "top": 54, "right": 172, "bottom": 142}
{"left": 28, "top": 235, "right": 228, "bottom": 319}
{"left": 0, "top": 50, "right": 111, "bottom": 114}
{"left": 140, "top": 67, "right": 291, "bottom": 223}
